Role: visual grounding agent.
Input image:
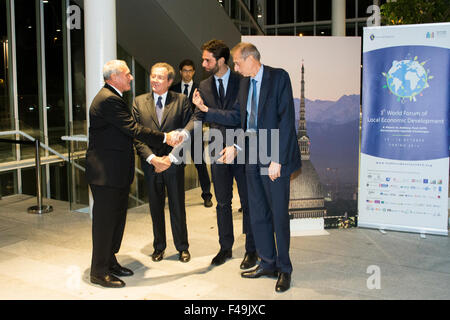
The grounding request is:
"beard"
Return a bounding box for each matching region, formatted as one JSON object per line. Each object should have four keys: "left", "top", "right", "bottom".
{"left": 205, "top": 63, "right": 219, "bottom": 75}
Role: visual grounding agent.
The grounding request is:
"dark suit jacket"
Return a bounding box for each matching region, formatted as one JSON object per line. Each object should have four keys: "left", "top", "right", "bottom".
{"left": 132, "top": 90, "right": 193, "bottom": 165}
{"left": 205, "top": 65, "right": 301, "bottom": 177}
{"left": 85, "top": 84, "right": 164, "bottom": 188}
{"left": 170, "top": 81, "right": 198, "bottom": 108}
{"left": 196, "top": 71, "right": 242, "bottom": 147}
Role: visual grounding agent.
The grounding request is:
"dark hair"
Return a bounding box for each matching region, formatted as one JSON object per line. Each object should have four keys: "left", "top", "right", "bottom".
{"left": 179, "top": 59, "right": 195, "bottom": 71}
{"left": 201, "top": 39, "right": 230, "bottom": 64}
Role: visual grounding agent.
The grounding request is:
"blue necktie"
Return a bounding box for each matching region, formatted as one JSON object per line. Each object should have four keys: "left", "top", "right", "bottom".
{"left": 156, "top": 96, "right": 163, "bottom": 125}
{"left": 248, "top": 79, "right": 257, "bottom": 130}
{"left": 218, "top": 78, "right": 225, "bottom": 107}
{"left": 183, "top": 84, "right": 189, "bottom": 96}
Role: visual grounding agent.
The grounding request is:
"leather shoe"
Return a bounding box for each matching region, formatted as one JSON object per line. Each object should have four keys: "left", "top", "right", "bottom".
{"left": 204, "top": 199, "right": 213, "bottom": 207}
{"left": 211, "top": 249, "right": 232, "bottom": 266}
{"left": 151, "top": 249, "right": 164, "bottom": 262}
{"left": 241, "top": 265, "right": 278, "bottom": 279}
{"left": 179, "top": 250, "right": 191, "bottom": 263}
{"left": 90, "top": 274, "right": 125, "bottom": 288}
{"left": 109, "top": 264, "right": 134, "bottom": 277}
{"left": 240, "top": 252, "right": 258, "bottom": 270}
{"left": 275, "top": 272, "right": 291, "bottom": 293}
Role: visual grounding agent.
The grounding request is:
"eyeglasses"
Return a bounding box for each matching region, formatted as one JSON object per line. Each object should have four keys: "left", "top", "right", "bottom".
{"left": 181, "top": 69, "right": 194, "bottom": 73}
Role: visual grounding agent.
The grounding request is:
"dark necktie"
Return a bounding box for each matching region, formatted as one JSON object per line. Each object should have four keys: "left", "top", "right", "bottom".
{"left": 248, "top": 79, "right": 257, "bottom": 130}
{"left": 156, "top": 96, "right": 163, "bottom": 125}
{"left": 183, "top": 84, "right": 189, "bottom": 96}
{"left": 218, "top": 78, "right": 225, "bottom": 107}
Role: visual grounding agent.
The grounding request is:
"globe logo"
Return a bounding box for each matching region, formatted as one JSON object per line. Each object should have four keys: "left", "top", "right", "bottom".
{"left": 382, "top": 57, "right": 432, "bottom": 102}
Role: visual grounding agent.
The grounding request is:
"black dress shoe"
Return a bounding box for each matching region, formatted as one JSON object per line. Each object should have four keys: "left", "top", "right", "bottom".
{"left": 179, "top": 250, "right": 191, "bottom": 262}
{"left": 211, "top": 249, "right": 232, "bottom": 266}
{"left": 241, "top": 265, "right": 278, "bottom": 279}
{"left": 151, "top": 249, "right": 164, "bottom": 262}
{"left": 109, "top": 264, "right": 134, "bottom": 277}
{"left": 275, "top": 272, "right": 291, "bottom": 292}
{"left": 90, "top": 274, "right": 125, "bottom": 288}
{"left": 240, "top": 252, "right": 258, "bottom": 270}
{"left": 204, "top": 199, "right": 213, "bottom": 208}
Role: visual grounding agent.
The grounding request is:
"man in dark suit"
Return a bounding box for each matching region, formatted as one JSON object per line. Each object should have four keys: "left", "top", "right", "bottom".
{"left": 86, "top": 60, "right": 181, "bottom": 288}
{"left": 170, "top": 59, "right": 197, "bottom": 105}
{"left": 132, "top": 62, "right": 193, "bottom": 264}
{"left": 192, "top": 39, "right": 257, "bottom": 270}
{"left": 170, "top": 59, "right": 213, "bottom": 207}
{"left": 194, "top": 42, "right": 301, "bottom": 293}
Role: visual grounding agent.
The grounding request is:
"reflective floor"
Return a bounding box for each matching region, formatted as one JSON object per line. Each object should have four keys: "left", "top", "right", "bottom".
{"left": 0, "top": 188, "right": 449, "bottom": 300}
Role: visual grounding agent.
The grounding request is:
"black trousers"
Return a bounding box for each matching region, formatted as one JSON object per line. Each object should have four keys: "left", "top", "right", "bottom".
{"left": 210, "top": 162, "right": 255, "bottom": 253}
{"left": 90, "top": 184, "right": 129, "bottom": 277}
{"left": 246, "top": 164, "right": 292, "bottom": 274}
{"left": 191, "top": 139, "right": 212, "bottom": 201}
{"left": 145, "top": 164, "right": 189, "bottom": 252}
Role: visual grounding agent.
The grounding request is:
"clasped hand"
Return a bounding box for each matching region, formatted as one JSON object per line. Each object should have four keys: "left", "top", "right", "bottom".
{"left": 151, "top": 155, "right": 171, "bottom": 173}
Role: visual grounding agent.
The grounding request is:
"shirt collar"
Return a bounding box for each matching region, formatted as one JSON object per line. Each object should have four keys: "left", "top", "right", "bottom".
{"left": 108, "top": 83, "right": 123, "bottom": 97}
{"left": 251, "top": 64, "right": 264, "bottom": 83}
{"left": 153, "top": 91, "right": 168, "bottom": 104}
{"left": 181, "top": 80, "right": 193, "bottom": 87}
{"left": 214, "top": 66, "right": 230, "bottom": 83}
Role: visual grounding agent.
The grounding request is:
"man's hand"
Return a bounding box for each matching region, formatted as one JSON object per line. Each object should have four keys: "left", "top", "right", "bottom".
{"left": 166, "top": 130, "right": 184, "bottom": 147}
{"left": 151, "top": 156, "right": 172, "bottom": 173}
{"left": 192, "top": 88, "right": 208, "bottom": 112}
{"left": 268, "top": 161, "right": 281, "bottom": 181}
{"left": 217, "top": 146, "right": 238, "bottom": 164}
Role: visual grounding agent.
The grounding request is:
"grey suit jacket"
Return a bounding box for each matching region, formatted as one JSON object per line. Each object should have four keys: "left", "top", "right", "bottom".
{"left": 132, "top": 90, "right": 193, "bottom": 162}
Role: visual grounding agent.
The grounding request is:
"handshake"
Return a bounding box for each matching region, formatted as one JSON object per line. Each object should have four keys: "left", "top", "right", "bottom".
{"left": 151, "top": 130, "right": 189, "bottom": 173}
{"left": 165, "top": 130, "right": 188, "bottom": 147}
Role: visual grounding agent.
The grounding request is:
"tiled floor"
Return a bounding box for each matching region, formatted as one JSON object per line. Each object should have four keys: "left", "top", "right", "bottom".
{"left": 0, "top": 188, "right": 449, "bottom": 300}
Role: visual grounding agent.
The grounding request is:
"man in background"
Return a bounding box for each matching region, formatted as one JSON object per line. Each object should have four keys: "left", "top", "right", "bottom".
{"left": 171, "top": 59, "right": 213, "bottom": 208}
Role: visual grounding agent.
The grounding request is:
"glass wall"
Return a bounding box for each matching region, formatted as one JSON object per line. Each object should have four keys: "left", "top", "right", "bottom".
{"left": 0, "top": 0, "right": 15, "bottom": 197}
{"left": 44, "top": 0, "right": 66, "bottom": 153}
{"left": 69, "top": 0, "right": 85, "bottom": 137}
{"left": 15, "top": 0, "right": 40, "bottom": 159}
{"left": 0, "top": 0, "right": 202, "bottom": 210}
{"left": 0, "top": 0, "right": 13, "bottom": 164}
{"left": 232, "top": 0, "right": 390, "bottom": 36}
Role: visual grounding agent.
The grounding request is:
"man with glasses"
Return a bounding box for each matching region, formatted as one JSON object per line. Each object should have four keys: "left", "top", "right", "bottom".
{"left": 171, "top": 59, "right": 213, "bottom": 208}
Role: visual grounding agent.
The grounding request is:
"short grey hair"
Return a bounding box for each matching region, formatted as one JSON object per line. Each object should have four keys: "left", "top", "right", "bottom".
{"left": 103, "top": 60, "right": 128, "bottom": 81}
{"left": 231, "top": 42, "right": 261, "bottom": 61}
{"left": 151, "top": 62, "right": 176, "bottom": 81}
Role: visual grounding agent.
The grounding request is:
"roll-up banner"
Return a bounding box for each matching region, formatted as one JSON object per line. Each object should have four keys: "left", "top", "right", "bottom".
{"left": 359, "top": 23, "right": 450, "bottom": 236}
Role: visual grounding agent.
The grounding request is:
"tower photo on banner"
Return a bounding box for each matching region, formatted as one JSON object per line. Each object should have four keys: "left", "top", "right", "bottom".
{"left": 359, "top": 23, "right": 450, "bottom": 236}
{"left": 242, "top": 36, "right": 361, "bottom": 229}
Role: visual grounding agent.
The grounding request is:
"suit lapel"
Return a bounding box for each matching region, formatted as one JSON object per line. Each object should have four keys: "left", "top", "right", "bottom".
{"left": 241, "top": 78, "right": 250, "bottom": 129}
{"left": 188, "top": 82, "right": 198, "bottom": 102}
{"left": 209, "top": 76, "right": 221, "bottom": 108}
{"left": 257, "top": 66, "right": 271, "bottom": 121}
{"left": 160, "top": 91, "right": 172, "bottom": 128}
{"left": 224, "top": 72, "right": 236, "bottom": 109}
{"left": 146, "top": 93, "right": 160, "bottom": 128}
